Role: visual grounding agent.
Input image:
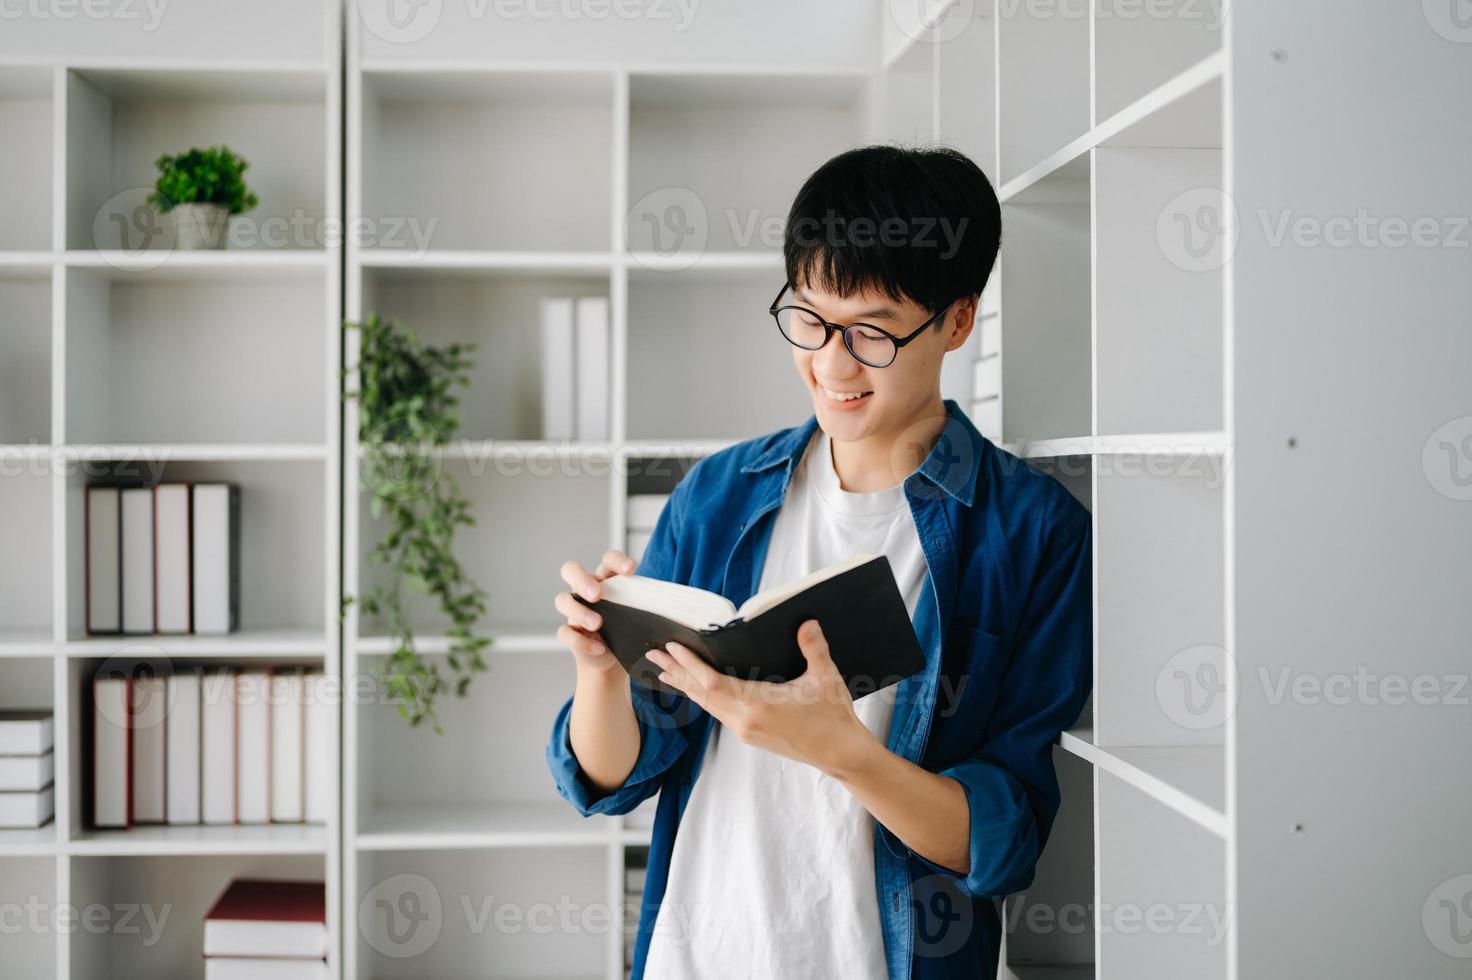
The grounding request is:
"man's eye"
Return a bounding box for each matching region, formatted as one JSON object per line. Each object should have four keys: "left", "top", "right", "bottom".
{"left": 855, "top": 329, "right": 888, "bottom": 342}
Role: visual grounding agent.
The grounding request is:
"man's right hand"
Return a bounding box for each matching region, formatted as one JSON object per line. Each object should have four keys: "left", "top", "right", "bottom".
{"left": 555, "top": 549, "right": 638, "bottom": 675}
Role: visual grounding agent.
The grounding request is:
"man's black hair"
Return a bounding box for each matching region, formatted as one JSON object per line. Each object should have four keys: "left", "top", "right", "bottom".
{"left": 783, "top": 145, "right": 1002, "bottom": 317}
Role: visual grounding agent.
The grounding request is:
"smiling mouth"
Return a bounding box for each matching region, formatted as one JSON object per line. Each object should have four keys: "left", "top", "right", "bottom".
{"left": 819, "top": 384, "right": 873, "bottom": 403}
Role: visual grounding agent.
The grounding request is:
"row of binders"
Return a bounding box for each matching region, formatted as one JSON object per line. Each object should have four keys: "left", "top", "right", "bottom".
{"left": 540, "top": 296, "right": 609, "bottom": 441}
{"left": 624, "top": 493, "right": 669, "bottom": 563}
{"left": 0, "top": 710, "right": 55, "bottom": 828}
{"left": 204, "top": 877, "right": 327, "bottom": 979}
{"left": 86, "top": 483, "right": 240, "bottom": 635}
{"left": 93, "top": 668, "right": 330, "bottom": 828}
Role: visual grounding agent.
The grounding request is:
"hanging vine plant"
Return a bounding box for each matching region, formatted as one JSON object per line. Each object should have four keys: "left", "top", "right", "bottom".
{"left": 345, "top": 313, "right": 490, "bottom": 733}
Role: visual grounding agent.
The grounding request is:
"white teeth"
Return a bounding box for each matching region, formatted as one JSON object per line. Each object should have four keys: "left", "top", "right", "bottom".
{"left": 821, "top": 386, "right": 870, "bottom": 402}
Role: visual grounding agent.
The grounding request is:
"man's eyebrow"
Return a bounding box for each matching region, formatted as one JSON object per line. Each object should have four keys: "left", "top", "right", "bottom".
{"left": 794, "top": 287, "right": 903, "bottom": 320}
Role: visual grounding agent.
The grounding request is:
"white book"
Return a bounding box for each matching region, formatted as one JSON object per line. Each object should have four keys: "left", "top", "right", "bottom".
{"left": 193, "top": 484, "right": 240, "bottom": 635}
{"left": 0, "top": 785, "right": 53, "bottom": 829}
{"left": 153, "top": 483, "right": 192, "bottom": 633}
{"left": 235, "top": 669, "right": 272, "bottom": 824}
{"left": 93, "top": 678, "right": 130, "bottom": 829}
{"left": 625, "top": 493, "right": 668, "bottom": 531}
{"left": 86, "top": 487, "right": 121, "bottom": 633}
{"left": 202, "top": 671, "right": 238, "bottom": 825}
{"left": 303, "top": 672, "right": 330, "bottom": 824}
{"left": 270, "top": 672, "right": 305, "bottom": 823}
{"left": 0, "top": 751, "right": 53, "bottom": 792}
{"left": 120, "top": 487, "right": 154, "bottom": 634}
{"left": 130, "top": 675, "right": 167, "bottom": 824}
{"left": 574, "top": 295, "right": 610, "bottom": 440}
{"left": 540, "top": 297, "right": 576, "bottom": 440}
{"left": 205, "top": 960, "right": 327, "bottom": 980}
{"left": 166, "top": 673, "right": 201, "bottom": 824}
{"left": 0, "top": 710, "right": 53, "bottom": 755}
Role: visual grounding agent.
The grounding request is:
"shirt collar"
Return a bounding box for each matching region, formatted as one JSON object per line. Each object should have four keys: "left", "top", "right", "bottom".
{"left": 738, "top": 398, "right": 982, "bottom": 507}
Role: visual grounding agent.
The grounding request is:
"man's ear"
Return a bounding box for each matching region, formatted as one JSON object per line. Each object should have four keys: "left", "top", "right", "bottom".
{"left": 942, "top": 294, "right": 979, "bottom": 353}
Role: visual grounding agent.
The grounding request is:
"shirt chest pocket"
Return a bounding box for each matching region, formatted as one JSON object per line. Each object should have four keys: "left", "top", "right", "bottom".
{"left": 937, "top": 622, "right": 1009, "bottom": 744}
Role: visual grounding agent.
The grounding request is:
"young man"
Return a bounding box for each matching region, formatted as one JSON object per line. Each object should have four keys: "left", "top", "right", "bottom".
{"left": 547, "top": 146, "right": 1091, "bottom": 979}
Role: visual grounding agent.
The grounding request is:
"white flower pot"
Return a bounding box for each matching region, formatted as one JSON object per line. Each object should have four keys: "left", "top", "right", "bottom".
{"left": 171, "top": 202, "right": 230, "bottom": 249}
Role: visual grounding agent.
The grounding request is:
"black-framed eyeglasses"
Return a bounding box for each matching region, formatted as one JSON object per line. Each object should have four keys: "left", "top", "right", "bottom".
{"left": 768, "top": 283, "right": 951, "bottom": 369}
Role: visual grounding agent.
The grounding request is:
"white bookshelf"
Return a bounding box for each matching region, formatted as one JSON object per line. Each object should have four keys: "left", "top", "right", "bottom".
{"left": 0, "top": 2, "right": 343, "bottom": 977}
{"left": 9, "top": 3, "right": 1466, "bottom": 979}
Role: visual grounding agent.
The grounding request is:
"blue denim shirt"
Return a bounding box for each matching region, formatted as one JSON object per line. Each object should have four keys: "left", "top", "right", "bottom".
{"left": 547, "top": 399, "right": 1092, "bottom": 979}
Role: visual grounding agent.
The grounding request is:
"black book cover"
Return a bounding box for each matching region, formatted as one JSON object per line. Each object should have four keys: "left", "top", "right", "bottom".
{"left": 577, "top": 556, "right": 926, "bottom": 701}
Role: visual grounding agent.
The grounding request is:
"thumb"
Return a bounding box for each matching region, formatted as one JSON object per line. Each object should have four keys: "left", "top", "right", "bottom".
{"left": 797, "top": 619, "right": 832, "bottom": 668}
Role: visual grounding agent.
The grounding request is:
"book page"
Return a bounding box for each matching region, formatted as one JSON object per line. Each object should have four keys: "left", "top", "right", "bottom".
{"left": 735, "top": 552, "right": 875, "bottom": 622}
{"left": 597, "top": 574, "right": 738, "bottom": 631}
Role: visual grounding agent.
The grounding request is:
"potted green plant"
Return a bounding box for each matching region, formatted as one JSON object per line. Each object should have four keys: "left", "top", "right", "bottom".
{"left": 148, "top": 145, "right": 259, "bottom": 249}
{"left": 344, "top": 313, "right": 491, "bottom": 733}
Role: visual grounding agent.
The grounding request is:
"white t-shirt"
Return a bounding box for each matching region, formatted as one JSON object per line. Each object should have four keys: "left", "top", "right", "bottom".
{"left": 643, "top": 429, "right": 929, "bottom": 979}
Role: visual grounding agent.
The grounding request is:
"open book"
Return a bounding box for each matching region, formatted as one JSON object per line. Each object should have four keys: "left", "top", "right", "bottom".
{"left": 576, "top": 554, "right": 926, "bottom": 700}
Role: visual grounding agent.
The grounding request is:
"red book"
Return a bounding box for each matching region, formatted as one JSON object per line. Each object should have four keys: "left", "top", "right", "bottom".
{"left": 203, "top": 879, "right": 327, "bottom": 959}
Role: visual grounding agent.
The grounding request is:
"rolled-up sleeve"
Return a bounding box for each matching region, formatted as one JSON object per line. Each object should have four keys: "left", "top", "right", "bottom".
{"left": 545, "top": 476, "right": 704, "bottom": 817}
{"left": 888, "top": 507, "right": 1092, "bottom": 897}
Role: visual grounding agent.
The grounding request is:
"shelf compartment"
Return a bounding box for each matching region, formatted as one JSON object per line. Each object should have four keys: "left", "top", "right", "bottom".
{"left": 628, "top": 73, "right": 863, "bottom": 254}
{"left": 69, "top": 852, "right": 326, "bottom": 979}
{"left": 65, "top": 68, "right": 329, "bottom": 252}
{"left": 1094, "top": 0, "right": 1224, "bottom": 122}
{"left": 0, "top": 467, "right": 54, "bottom": 636}
{"left": 357, "top": 801, "right": 607, "bottom": 851}
{"left": 876, "top": 35, "right": 935, "bottom": 145}
{"left": 996, "top": 174, "right": 1090, "bottom": 444}
{"left": 1095, "top": 145, "right": 1224, "bottom": 435}
{"left": 935, "top": 6, "right": 997, "bottom": 176}
{"left": 1060, "top": 729, "right": 1226, "bottom": 838}
{"left": 1095, "top": 467, "right": 1226, "bottom": 751}
{"left": 997, "top": 0, "right": 1089, "bottom": 183}
{"left": 0, "top": 657, "right": 56, "bottom": 849}
{"left": 1000, "top": 54, "right": 1220, "bottom": 204}
{"left": 0, "top": 67, "right": 53, "bottom": 251}
{"left": 355, "top": 847, "right": 607, "bottom": 980}
{"left": 625, "top": 268, "right": 811, "bottom": 440}
{"left": 64, "top": 459, "right": 329, "bottom": 640}
{"left": 62, "top": 265, "right": 327, "bottom": 445}
{"left": 0, "top": 857, "right": 57, "bottom": 975}
{"left": 359, "top": 266, "right": 611, "bottom": 442}
{"left": 1096, "top": 769, "right": 1228, "bottom": 979}
{"left": 1003, "top": 748, "right": 1095, "bottom": 977}
{"left": 360, "top": 71, "right": 613, "bottom": 253}
{"left": 0, "top": 268, "right": 52, "bottom": 445}
{"left": 355, "top": 459, "right": 608, "bottom": 636}
{"left": 354, "top": 652, "right": 579, "bottom": 825}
